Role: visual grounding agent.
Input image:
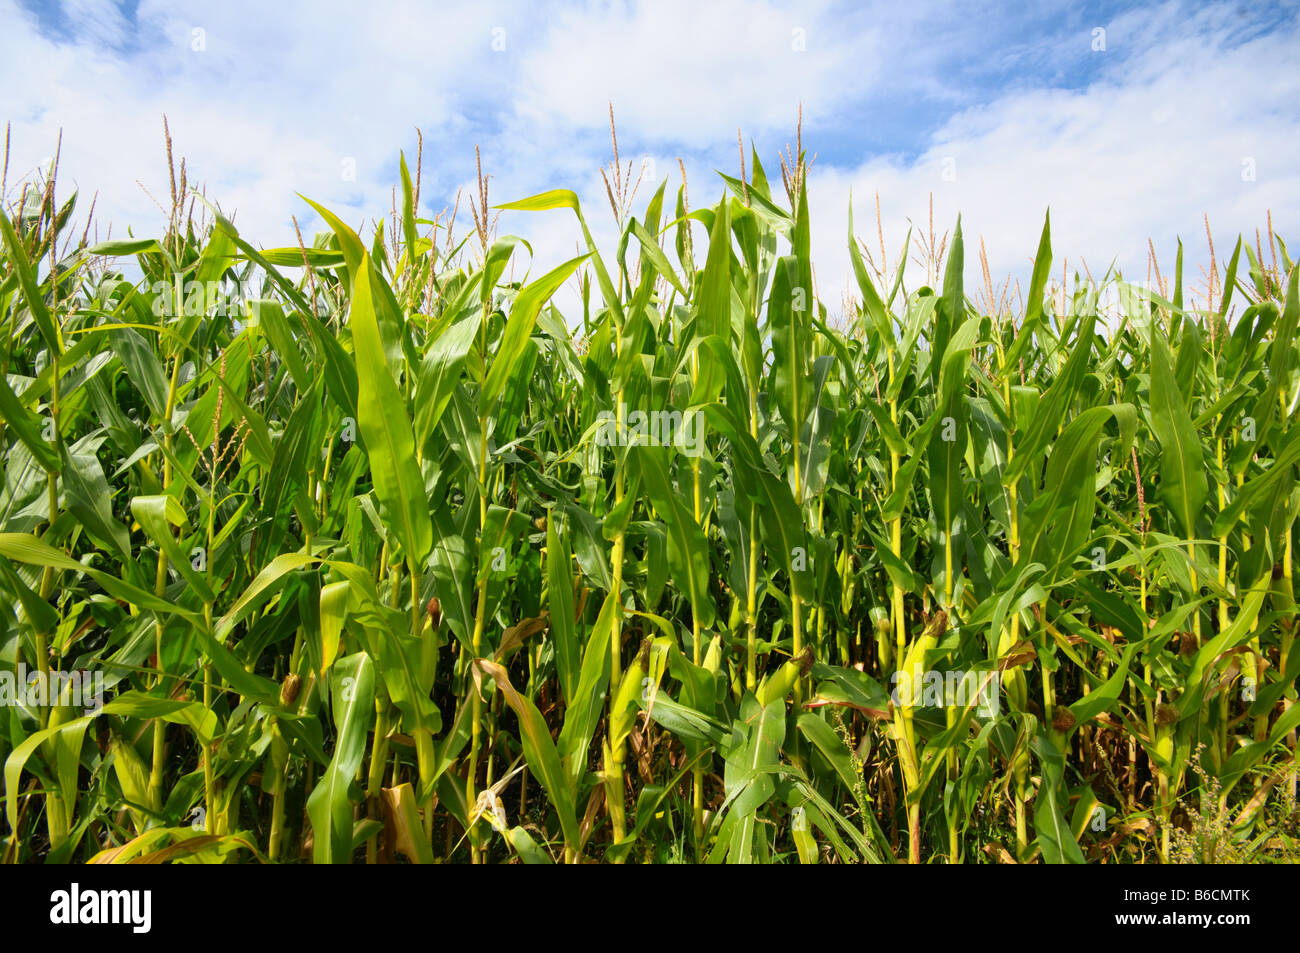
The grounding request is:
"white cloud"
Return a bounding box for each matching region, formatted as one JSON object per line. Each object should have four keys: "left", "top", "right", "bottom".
{"left": 2, "top": 0, "right": 508, "bottom": 244}
{"left": 513, "top": 0, "right": 869, "bottom": 146}
{"left": 807, "top": 4, "right": 1300, "bottom": 317}
{"left": 1, "top": 0, "right": 1294, "bottom": 328}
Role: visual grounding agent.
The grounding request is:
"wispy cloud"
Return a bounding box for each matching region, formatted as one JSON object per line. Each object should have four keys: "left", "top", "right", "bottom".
{"left": 2, "top": 0, "right": 1295, "bottom": 317}
{"left": 806, "top": 1, "right": 1300, "bottom": 311}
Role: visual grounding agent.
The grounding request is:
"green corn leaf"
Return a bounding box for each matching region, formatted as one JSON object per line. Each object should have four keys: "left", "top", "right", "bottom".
{"left": 482, "top": 253, "right": 588, "bottom": 408}
{"left": 1005, "top": 211, "right": 1052, "bottom": 368}
{"left": 0, "top": 211, "right": 62, "bottom": 355}
{"left": 130, "top": 494, "right": 214, "bottom": 602}
{"left": 546, "top": 516, "right": 580, "bottom": 703}
{"left": 1148, "top": 328, "right": 1208, "bottom": 539}
{"left": 306, "top": 652, "right": 375, "bottom": 864}
{"left": 634, "top": 445, "right": 716, "bottom": 629}
{"left": 348, "top": 259, "right": 432, "bottom": 571}
{"left": 0, "top": 372, "right": 60, "bottom": 471}
{"left": 1031, "top": 734, "right": 1085, "bottom": 864}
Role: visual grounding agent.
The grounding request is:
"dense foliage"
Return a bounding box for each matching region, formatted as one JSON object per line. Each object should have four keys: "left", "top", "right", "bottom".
{"left": 1, "top": 135, "right": 1297, "bottom": 864}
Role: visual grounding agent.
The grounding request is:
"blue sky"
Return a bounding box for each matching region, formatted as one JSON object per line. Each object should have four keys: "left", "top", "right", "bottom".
{"left": 3, "top": 0, "right": 1298, "bottom": 315}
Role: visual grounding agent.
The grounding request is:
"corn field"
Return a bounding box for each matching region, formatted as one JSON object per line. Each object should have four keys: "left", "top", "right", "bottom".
{"left": 1, "top": 130, "right": 1297, "bottom": 866}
